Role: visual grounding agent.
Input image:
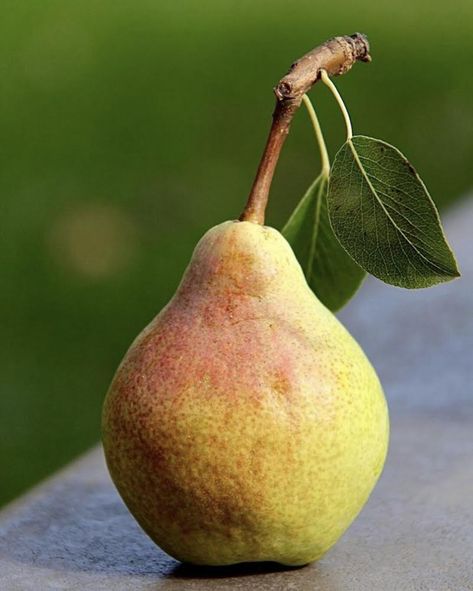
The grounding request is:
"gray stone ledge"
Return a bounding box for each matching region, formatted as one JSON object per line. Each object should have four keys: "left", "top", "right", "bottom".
{"left": 1, "top": 199, "right": 473, "bottom": 591}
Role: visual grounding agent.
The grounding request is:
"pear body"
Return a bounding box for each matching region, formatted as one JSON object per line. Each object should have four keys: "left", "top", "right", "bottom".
{"left": 102, "top": 220, "right": 388, "bottom": 566}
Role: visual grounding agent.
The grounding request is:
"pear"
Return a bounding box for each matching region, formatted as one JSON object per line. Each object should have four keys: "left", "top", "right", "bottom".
{"left": 102, "top": 220, "right": 389, "bottom": 566}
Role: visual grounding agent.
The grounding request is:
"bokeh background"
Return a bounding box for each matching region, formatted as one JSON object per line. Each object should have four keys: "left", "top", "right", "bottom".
{"left": 1, "top": 0, "right": 472, "bottom": 507}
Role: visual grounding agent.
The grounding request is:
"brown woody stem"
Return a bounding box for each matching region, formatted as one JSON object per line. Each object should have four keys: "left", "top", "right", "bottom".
{"left": 239, "top": 33, "right": 371, "bottom": 224}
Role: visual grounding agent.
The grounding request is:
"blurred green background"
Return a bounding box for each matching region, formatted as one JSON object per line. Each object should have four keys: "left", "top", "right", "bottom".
{"left": 1, "top": 0, "right": 472, "bottom": 507}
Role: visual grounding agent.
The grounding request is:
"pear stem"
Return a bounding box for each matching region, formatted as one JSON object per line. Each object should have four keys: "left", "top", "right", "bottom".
{"left": 239, "top": 33, "right": 371, "bottom": 225}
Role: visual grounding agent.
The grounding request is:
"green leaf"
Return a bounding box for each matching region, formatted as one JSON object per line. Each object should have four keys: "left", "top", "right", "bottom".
{"left": 328, "top": 135, "right": 460, "bottom": 288}
{"left": 282, "top": 174, "right": 366, "bottom": 312}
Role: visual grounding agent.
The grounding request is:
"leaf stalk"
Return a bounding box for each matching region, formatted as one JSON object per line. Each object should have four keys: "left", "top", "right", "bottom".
{"left": 320, "top": 70, "right": 353, "bottom": 141}
{"left": 302, "top": 94, "right": 330, "bottom": 178}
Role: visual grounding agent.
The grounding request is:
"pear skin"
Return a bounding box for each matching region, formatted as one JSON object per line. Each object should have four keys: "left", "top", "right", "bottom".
{"left": 102, "top": 220, "right": 389, "bottom": 566}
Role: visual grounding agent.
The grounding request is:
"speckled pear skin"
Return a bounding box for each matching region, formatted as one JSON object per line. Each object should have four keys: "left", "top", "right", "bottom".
{"left": 102, "top": 220, "right": 389, "bottom": 566}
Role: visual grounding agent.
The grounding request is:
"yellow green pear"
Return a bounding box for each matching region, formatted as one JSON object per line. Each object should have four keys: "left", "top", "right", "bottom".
{"left": 102, "top": 220, "right": 389, "bottom": 566}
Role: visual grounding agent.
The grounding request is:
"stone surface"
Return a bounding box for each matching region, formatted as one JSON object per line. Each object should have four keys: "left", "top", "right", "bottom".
{"left": 1, "top": 199, "right": 473, "bottom": 590}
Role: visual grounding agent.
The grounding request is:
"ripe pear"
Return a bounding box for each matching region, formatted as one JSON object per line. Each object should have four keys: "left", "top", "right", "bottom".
{"left": 102, "top": 220, "right": 389, "bottom": 566}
